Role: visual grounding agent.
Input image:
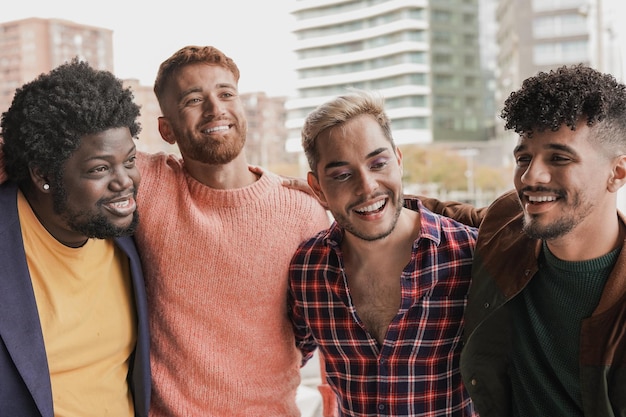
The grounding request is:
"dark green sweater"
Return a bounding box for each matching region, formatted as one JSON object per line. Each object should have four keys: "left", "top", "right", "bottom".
{"left": 510, "top": 242, "right": 619, "bottom": 417}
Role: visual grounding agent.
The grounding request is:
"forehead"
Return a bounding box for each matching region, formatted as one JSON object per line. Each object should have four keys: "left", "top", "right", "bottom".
{"left": 66, "top": 127, "right": 134, "bottom": 164}
{"left": 169, "top": 63, "right": 237, "bottom": 92}
{"left": 514, "top": 123, "right": 592, "bottom": 153}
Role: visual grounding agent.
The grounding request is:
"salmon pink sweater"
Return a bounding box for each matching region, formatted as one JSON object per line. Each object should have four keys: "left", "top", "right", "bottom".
{"left": 135, "top": 152, "right": 330, "bottom": 417}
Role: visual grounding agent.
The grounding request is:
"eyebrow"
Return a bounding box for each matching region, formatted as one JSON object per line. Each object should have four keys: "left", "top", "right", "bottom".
{"left": 513, "top": 143, "right": 576, "bottom": 154}
{"left": 323, "top": 147, "right": 389, "bottom": 170}
{"left": 83, "top": 143, "right": 136, "bottom": 163}
{"left": 178, "top": 87, "right": 202, "bottom": 101}
{"left": 179, "top": 83, "right": 237, "bottom": 99}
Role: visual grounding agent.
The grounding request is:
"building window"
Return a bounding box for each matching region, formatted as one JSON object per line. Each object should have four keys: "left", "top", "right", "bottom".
{"left": 531, "top": 0, "right": 586, "bottom": 12}
{"left": 533, "top": 40, "right": 588, "bottom": 65}
{"left": 432, "top": 31, "right": 453, "bottom": 45}
{"left": 434, "top": 74, "right": 458, "bottom": 88}
{"left": 387, "top": 95, "right": 428, "bottom": 108}
{"left": 533, "top": 14, "right": 587, "bottom": 38}
{"left": 464, "top": 76, "right": 477, "bottom": 87}
{"left": 464, "top": 116, "right": 479, "bottom": 131}
{"left": 393, "top": 117, "right": 429, "bottom": 130}
{"left": 464, "top": 55, "right": 476, "bottom": 67}
{"left": 431, "top": 11, "right": 453, "bottom": 23}
{"left": 433, "top": 53, "right": 452, "bottom": 65}
{"left": 434, "top": 95, "right": 460, "bottom": 109}
{"left": 462, "top": 13, "right": 476, "bottom": 25}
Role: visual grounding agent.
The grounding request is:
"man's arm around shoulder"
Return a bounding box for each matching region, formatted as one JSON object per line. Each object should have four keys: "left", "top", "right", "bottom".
{"left": 415, "top": 194, "right": 487, "bottom": 228}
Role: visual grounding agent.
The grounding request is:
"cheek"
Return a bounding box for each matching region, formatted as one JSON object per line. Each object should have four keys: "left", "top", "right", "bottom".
{"left": 320, "top": 182, "right": 348, "bottom": 203}
{"left": 392, "top": 168, "right": 404, "bottom": 183}
{"left": 130, "top": 168, "right": 141, "bottom": 186}
{"left": 512, "top": 166, "right": 525, "bottom": 183}
{"left": 64, "top": 183, "right": 102, "bottom": 207}
{"left": 177, "top": 111, "right": 199, "bottom": 129}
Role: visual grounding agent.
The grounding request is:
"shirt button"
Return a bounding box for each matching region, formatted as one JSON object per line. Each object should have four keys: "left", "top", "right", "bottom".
{"left": 378, "top": 404, "right": 385, "bottom": 411}
{"left": 471, "top": 378, "right": 477, "bottom": 386}
{"left": 483, "top": 302, "right": 490, "bottom": 309}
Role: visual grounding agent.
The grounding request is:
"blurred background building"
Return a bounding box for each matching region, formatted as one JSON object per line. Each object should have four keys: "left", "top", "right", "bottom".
{"left": 0, "top": 17, "right": 113, "bottom": 113}
{"left": 285, "top": 0, "right": 502, "bottom": 205}
{"left": 0, "top": 0, "right": 623, "bottom": 208}
{"left": 285, "top": 0, "right": 487, "bottom": 149}
{"left": 494, "top": 0, "right": 621, "bottom": 153}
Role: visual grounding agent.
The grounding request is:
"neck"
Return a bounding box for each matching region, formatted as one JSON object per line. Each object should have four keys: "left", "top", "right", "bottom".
{"left": 342, "top": 208, "right": 420, "bottom": 264}
{"left": 182, "top": 153, "right": 259, "bottom": 189}
{"left": 547, "top": 212, "right": 625, "bottom": 261}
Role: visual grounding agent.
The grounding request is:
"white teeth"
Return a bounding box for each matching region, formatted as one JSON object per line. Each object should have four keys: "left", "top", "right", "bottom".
{"left": 356, "top": 200, "right": 385, "bottom": 213}
{"left": 111, "top": 200, "right": 130, "bottom": 208}
{"left": 528, "top": 195, "right": 557, "bottom": 202}
{"left": 204, "top": 125, "right": 229, "bottom": 133}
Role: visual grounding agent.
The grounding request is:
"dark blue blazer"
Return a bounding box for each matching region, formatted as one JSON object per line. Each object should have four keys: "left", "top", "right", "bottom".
{"left": 0, "top": 182, "right": 150, "bottom": 417}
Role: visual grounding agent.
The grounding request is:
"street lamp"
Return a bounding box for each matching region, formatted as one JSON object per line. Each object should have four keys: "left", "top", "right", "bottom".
{"left": 457, "top": 148, "right": 478, "bottom": 204}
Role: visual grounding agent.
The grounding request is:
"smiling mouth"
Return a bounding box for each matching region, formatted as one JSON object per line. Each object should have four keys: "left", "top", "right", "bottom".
{"left": 354, "top": 199, "right": 386, "bottom": 215}
{"left": 202, "top": 125, "right": 230, "bottom": 134}
{"left": 105, "top": 197, "right": 136, "bottom": 217}
{"left": 527, "top": 195, "right": 558, "bottom": 204}
{"left": 110, "top": 199, "right": 132, "bottom": 208}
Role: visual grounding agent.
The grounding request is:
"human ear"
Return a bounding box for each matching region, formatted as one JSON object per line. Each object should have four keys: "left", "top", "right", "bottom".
{"left": 608, "top": 154, "right": 626, "bottom": 193}
{"left": 158, "top": 116, "right": 176, "bottom": 145}
{"left": 28, "top": 165, "right": 50, "bottom": 193}
{"left": 396, "top": 146, "right": 403, "bottom": 174}
{"left": 307, "top": 172, "right": 329, "bottom": 209}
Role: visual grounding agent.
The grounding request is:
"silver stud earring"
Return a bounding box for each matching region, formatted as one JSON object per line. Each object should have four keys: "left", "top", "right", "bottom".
{"left": 43, "top": 184, "right": 50, "bottom": 190}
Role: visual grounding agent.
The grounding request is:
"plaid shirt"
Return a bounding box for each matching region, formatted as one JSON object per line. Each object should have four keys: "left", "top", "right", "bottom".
{"left": 288, "top": 198, "right": 478, "bottom": 417}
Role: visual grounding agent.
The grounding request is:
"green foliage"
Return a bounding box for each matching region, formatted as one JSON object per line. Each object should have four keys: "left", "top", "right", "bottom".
{"left": 400, "top": 145, "right": 510, "bottom": 191}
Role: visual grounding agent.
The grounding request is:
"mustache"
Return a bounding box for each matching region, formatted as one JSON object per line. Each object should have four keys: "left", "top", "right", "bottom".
{"left": 97, "top": 188, "right": 138, "bottom": 205}
{"left": 347, "top": 192, "right": 391, "bottom": 211}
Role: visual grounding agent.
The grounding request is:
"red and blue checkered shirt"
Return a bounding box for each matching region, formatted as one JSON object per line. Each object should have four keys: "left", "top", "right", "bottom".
{"left": 288, "top": 198, "right": 478, "bottom": 416}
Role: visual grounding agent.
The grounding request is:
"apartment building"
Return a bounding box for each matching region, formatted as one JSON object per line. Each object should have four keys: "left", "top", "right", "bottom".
{"left": 0, "top": 17, "right": 113, "bottom": 114}
{"left": 285, "top": 0, "right": 487, "bottom": 155}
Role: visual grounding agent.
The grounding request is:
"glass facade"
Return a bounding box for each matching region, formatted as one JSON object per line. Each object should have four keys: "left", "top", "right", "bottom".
{"left": 286, "top": 0, "right": 487, "bottom": 152}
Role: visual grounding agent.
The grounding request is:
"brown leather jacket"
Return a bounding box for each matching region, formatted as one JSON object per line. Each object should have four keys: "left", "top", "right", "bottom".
{"left": 420, "top": 190, "right": 626, "bottom": 417}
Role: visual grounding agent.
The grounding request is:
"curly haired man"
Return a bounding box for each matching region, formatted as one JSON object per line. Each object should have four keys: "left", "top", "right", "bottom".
{"left": 0, "top": 60, "right": 150, "bottom": 416}
{"left": 423, "top": 64, "right": 626, "bottom": 417}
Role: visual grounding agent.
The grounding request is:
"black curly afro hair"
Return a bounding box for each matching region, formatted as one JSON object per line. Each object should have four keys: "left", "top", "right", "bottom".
{"left": 0, "top": 58, "right": 141, "bottom": 189}
{"left": 501, "top": 64, "right": 626, "bottom": 150}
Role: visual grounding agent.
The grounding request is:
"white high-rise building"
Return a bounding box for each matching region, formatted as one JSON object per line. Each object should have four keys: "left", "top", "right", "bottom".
{"left": 285, "top": 0, "right": 488, "bottom": 155}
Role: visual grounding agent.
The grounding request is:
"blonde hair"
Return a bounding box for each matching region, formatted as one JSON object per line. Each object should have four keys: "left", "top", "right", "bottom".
{"left": 301, "top": 89, "right": 393, "bottom": 173}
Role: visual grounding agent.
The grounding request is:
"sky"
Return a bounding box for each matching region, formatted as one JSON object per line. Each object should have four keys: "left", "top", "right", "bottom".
{"left": 4, "top": 0, "right": 626, "bottom": 97}
{"left": 1, "top": 0, "right": 299, "bottom": 96}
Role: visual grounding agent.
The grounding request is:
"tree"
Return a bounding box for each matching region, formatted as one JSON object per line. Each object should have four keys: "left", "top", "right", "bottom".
{"left": 399, "top": 144, "right": 510, "bottom": 192}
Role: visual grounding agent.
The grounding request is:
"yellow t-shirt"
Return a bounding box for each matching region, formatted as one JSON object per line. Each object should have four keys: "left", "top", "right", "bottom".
{"left": 17, "top": 191, "right": 136, "bottom": 417}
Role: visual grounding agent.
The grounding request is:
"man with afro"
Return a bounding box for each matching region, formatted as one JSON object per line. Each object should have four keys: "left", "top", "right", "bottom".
{"left": 0, "top": 59, "right": 150, "bottom": 416}
{"left": 422, "top": 64, "right": 626, "bottom": 416}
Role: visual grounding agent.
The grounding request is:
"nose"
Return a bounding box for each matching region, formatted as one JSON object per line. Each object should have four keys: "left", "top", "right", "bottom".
{"left": 110, "top": 166, "right": 137, "bottom": 191}
{"left": 520, "top": 159, "right": 550, "bottom": 185}
{"left": 203, "top": 96, "right": 225, "bottom": 118}
{"left": 355, "top": 170, "right": 378, "bottom": 196}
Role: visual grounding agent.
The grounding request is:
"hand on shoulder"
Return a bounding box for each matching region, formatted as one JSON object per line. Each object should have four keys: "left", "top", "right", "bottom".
{"left": 249, "top": 165, "right": 328, "bottom": 210}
